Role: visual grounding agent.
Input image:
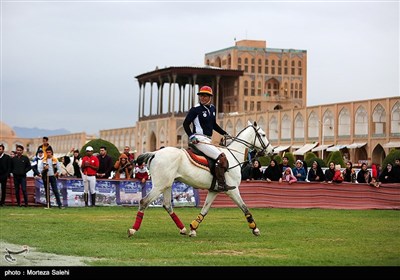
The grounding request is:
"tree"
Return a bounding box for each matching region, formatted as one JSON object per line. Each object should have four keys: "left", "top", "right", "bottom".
{"left": 304, "top": 152, "right": 317, "bottom": 168}
{"left": 326, "top": 151, "right": 345, "bottom": 167}
{"left": 80, "top": 139, "right": 121, "bottom": 164}
{"left": 382, "top": 149, "right": 400, "bottom": 167}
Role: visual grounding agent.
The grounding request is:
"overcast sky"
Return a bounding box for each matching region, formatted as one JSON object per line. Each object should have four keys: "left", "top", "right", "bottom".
{"left": 1, "top": 0, "right": 399, "bottom": 135}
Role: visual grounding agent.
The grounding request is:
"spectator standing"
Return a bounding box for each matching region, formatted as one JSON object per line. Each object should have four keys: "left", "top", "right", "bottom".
{"left": 123, "top": 146, "right": 135, "bottom": 164}
{"left": 96, "top": 146, "right": 113, "bottom": 179}
{"left": 324, "top": 161, "right": 336, "bottom": 183}
{"left": 59, "top": 156, "right": 74, "bottom": 178}
{"left": 281, "top": 168, "right": 297, "bottom": 184}
{"left": 331, "top": 164, "right": 344, "bottom": 183}
{"left": 135, "top": 161, "right": 149, "bottom": 183}
{"left": 342, "top": 161, "right": 356, "bottom": 183}
{"left": 81, "top": 146, "right": 99, "bottom": 207}
{"left": 292, "top": 160, "right": 306, "bottom": 182}
{"left": 263, "top": 159, "right": 281, "bottom": 182}
{"left": 39, "top": 147, "right": 63, "bottom": 209}
{"left": 36, "top": 136, "right": 53, "bottom": 156}
{"left": 393, "top": 158, "right": 400, "bottom": 183}
{"left": 69, "top": 149, "right": 82, "bottom": 178}
{"left": 10, "top": 145, "right": 32, "bottom": 207}
{"left": 31, "top": 148, "right": 45, "bottom": 177}
{"left": 241, "top": 161, "right": 252, "bottom": 181}
{"left": 0, "top": 144, "right": 12, "bottom": 206}
{"left": 307, "top": 160, "right": 325, "bottom": 182}
{"left": 379, "top": 163, "right": 397, "bottom": 183}
{"left": 279, "top": 156, "right": 291, "bottom": 174}
{"left": 113, "top": 154, "right": 133, "bottom": 179}
{"left": 356, "top": 163, "right": 372, "bottom": 184}
{"left": 248, "top": 159, "right": 263, "bottom": 181}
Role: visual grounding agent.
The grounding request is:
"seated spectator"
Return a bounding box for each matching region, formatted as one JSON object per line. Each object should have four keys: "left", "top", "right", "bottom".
{"left": 241, "top": 161, "right": 252, "bottom": 181}
{"left": 248, "top": 159, "right": 263, "bottom": 181}
{"left": 356, "top": 163, "right": 372, "bottom": 184}
{"left": 331, "top": 164, "right": 344, "bottom": 184}
{"left": 342, "top": 161, "right": 356, "bottom": 183}
{"left": 324, "top": 161, "right": 336, "bottom": 183}
{"left": 113, "top": 154, "right": 133, "bottom": 179}
{"left": 307, "top": 160, "right": 325, "bottom": 182}
{"left": 379, "top": 163, "right": 397, "bottom": 183}
{"left": 263, "top": 159, "right": 281, "bottom": 182}
{"left": 281, "top": 168, "right": 297, "bottom": 184}
{"left": 292, "top": 160, "right": 306, "bottom": 182}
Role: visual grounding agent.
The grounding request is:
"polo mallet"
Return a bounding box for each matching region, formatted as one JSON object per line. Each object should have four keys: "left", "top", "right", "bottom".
{"left": 44, "top": 166, "right": 50, "bottom": 209}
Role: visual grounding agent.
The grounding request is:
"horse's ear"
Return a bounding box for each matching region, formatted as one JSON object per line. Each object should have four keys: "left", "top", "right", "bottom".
{"left": 253, "top": 121, "right": 258, "bottom": 127}
{"left": 247, "top": 120, "right": 252, "bottom": 126}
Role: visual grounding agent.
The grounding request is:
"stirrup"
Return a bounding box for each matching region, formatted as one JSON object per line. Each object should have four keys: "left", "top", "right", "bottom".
{"left": 216, "top": 184, "right": 236, "bottom": 192}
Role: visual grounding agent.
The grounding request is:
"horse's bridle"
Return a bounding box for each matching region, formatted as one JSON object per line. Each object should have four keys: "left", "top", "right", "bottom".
{"left": 224, "top": 125, "right": 271, "bottom": 169}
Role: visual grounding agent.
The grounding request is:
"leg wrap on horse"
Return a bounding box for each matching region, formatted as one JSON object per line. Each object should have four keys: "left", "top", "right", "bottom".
{"left": 132, "top": 211, "right": 144, "bottom": 231}
{"left": 245, "top": 213, "right": 257, "bottom": 230}
{"left": 190, "top": 213, "right": 205, "bottom": 230}
{"left": 215, "top": 153, "right": 235, "bottom": 192}
{"left": 169, "top": 212, "right": 185, "bottom": 230}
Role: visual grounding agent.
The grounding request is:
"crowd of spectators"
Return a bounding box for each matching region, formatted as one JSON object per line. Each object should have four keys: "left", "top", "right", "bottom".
{"left": 241, "top": 156, "right": 400, "bottom": 187}
{"left": 0, "top": 138, "right": 150, "bottom": 207}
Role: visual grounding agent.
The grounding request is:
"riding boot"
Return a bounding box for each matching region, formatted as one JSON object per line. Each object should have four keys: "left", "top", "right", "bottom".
{"left": 91, "top": 193, "right": 96, "bottom": 207}
{"left": 214, "top": 153, "right": 236, "bottom": 192}
{"left": 84, "top": 193, "right": 88, "bottom": 207}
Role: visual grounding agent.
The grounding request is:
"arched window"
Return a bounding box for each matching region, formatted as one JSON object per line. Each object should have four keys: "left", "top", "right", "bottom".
{"left": 235, "top": 119, "right": 243, "bottom": 135}
{"left": 281, "top": 114, "right": 291, "bottom": 139}
{"left": 269, "top": 116, "right": 278, "bottom": 140}
{"left": 390, "top": 102, "right": 400, "bottom": 135}
{"left": 355, "top": 106, "right": 368, "bottom": 135}
{"left": 322, "top": 110, "right": 334, "bottom": 137}
{"left": 338, "top": 108, "right": 350, "bottom": 136}
{"left": 372, "top": 104, "right": 386, "bottom": 135}
{"left": 226, "top": 120, "right": 234, "bottom": 136}
{"left": 294, "top": 113, "right": 304, "bottom": 139}
{"left": 308, "top": 111, "right": 319, "bottom": 138}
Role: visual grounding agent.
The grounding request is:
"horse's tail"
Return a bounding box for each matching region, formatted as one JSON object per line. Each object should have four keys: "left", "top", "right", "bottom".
{"left": 136, "top": 152, "right": 156, "bottom": 168}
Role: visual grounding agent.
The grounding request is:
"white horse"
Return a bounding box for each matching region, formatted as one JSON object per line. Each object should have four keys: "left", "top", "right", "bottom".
{"left": 127, "top": 121, "right": 274, "bottom": 238}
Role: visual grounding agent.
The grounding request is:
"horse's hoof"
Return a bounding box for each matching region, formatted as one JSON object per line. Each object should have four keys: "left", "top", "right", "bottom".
{"left": 180, "top": 227, "right": 187, "bottom": 235}
{"left": 189, "top": 230, "right": 197, "bottom": 237}
{"left": 127, "top": 228, "right": 136, "bottom": 238}
{"left": 252, "top": 228, "right": 260, "bottom": 236}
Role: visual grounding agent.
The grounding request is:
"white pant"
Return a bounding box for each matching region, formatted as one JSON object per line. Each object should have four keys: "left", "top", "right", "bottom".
{"left": 193, "top": 134, "right": 222, "bottom": 159}
{"left": 83, "top": 174, "right": 96, "bottom": 194}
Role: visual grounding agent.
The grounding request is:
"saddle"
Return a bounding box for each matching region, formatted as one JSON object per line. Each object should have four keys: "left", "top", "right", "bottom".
{"left": 183, "top": 144, "right": 216, "bottom": 176}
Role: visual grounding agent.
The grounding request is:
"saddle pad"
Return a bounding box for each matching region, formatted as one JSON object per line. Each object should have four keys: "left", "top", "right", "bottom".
{"left": 183, "top": 148, "right": 210, "bottom": 172}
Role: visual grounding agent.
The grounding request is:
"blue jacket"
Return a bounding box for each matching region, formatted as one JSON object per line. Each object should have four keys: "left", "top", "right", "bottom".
{"left": 292, "top": 167, "right": 307, "bottom": 181}
{"left": 183, "top": 103, "right": 226, "bottom": 138}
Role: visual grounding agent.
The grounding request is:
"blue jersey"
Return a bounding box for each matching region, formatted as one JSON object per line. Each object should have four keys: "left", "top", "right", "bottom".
{"left": 183, "top": 103, "right": 226, "bottom": 138}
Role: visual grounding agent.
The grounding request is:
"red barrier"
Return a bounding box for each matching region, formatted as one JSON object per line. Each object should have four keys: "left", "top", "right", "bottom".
{"left": 197, "top": 181, "right": 400, "bottom": 210}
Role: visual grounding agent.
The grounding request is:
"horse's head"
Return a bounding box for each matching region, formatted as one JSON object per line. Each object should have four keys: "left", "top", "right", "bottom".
{"left": 247, "top": 121, "right": 274, "bottom": 156}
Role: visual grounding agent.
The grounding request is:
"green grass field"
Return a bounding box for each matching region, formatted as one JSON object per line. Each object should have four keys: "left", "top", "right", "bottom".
{"left": 0, "top": 206, "right": 399, "bottom": 266}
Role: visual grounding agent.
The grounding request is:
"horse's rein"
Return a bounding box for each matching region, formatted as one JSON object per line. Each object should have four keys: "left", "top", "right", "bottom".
{"left": 196, "top": 141, "right": 249, "bottom": 170}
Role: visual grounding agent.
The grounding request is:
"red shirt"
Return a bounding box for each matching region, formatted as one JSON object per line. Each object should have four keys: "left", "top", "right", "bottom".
{"left": 81, "top": 155, "right": 99, "bottom": 176}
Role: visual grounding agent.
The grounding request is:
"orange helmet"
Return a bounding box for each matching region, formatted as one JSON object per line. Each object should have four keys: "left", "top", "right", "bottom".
{"left": 197, "top": 86, "right": 213, "bottom": 96}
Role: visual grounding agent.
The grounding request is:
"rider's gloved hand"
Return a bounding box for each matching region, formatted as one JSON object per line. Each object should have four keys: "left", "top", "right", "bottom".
{"left": 189, "top": 135, "right": 199, "bottom": 144}
{"left": 223, "top": 133, "right": 232, "bottom": 139}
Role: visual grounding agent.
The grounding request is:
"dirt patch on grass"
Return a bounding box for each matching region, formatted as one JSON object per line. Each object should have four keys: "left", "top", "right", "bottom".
{"left": 0, "top": 241, "right": 98, "bottom": 266}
